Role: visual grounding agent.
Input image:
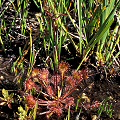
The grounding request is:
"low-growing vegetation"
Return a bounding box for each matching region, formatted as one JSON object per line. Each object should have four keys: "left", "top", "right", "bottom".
{"left": 0, "top": 0, "right": 120, "bottom": 120}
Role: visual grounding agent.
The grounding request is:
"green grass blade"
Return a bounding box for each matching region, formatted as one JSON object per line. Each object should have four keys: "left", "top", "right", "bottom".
{"left": 77, "top": 0, "right": 120, "bottom": 70}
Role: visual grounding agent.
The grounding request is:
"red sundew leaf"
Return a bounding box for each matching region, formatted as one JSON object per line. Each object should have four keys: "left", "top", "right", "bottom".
{"left": 66, "top": 76, "right": 76, "bottom": 87}
{"left": 38, "top": 97, "right": 74, "bottom": 117}
{"left": 26, "top": 95, "right": 37, "bottom": 109}
{"left": 46, "top": 106, "right": 63, "bottom": 118}
{"left": 81, "top": 69, "right": 89, "bottom": 80}
{"left": 90, "top": 101, "right": 101, "bottom": 109}
{"left": 38, "top": 68, "right": 49, "bottom": 85}
{"left": 64, "top": 85, "right": 72, "bottom": 92}
{"left": 31, "top": 68, "right": 40, "bottom": 77}
{"left": 46, "top": 86, "right": 55, "bottom": 98}
{"left": 63, "top": 97, "right": 75, "bottom": 109}
{"left": 49, "top": 107, "right": 63, "bottom": 117}
{"left": 58, "top": 61, "right": 70, "bottom": 75}
{"left": 25, "top": 79, "right": 39, "bottom": 91}
{"left": 50, "top": 74, "right": 61, "bottom": 85}
{"left": 72, "top": 70, "right": 83, "bottom": 84}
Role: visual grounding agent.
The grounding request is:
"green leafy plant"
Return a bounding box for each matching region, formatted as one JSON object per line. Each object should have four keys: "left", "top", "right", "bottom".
{"left": 17, "top": 103, "right": 38, "bottom": 120}
{"left": 0, "top": 89, "right": 14, "bottom": 109}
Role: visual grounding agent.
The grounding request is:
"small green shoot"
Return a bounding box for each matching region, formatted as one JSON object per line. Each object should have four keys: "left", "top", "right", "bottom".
{"left": 17, "top": 102, "right": 38, "bottom": 120}
{"left": 0, "top": 89, "right": 14, "bottom": 109}
{"left": 98, "top": 98, "right": 113, "bottom": 118}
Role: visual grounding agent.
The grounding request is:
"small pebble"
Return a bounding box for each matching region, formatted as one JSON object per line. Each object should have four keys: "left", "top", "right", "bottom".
{"left": 0, "top": 76, "right": 4, "bottom": 80}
